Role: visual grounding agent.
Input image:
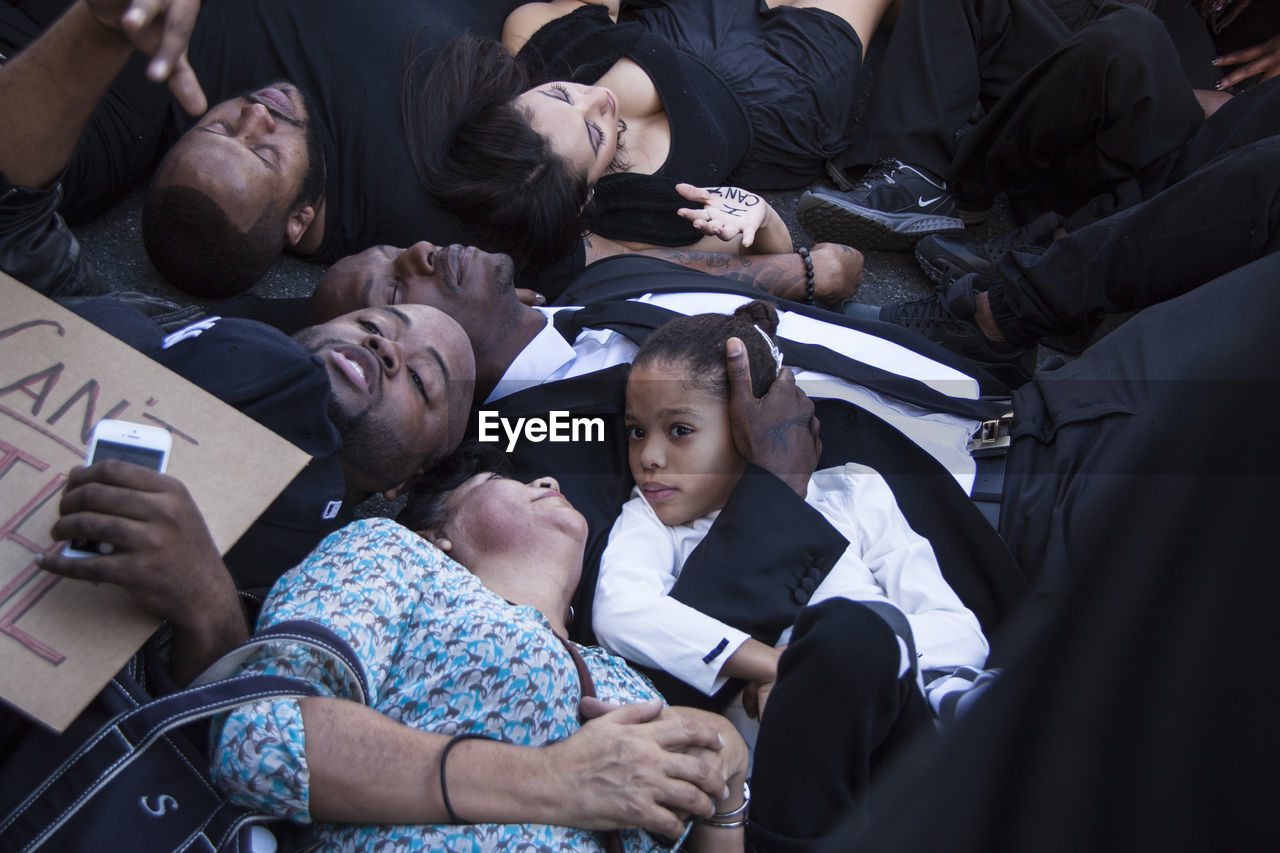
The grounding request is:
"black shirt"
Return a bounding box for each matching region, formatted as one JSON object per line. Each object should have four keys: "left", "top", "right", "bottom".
{"left": 56, "top": 0, "right": 524, "bottom": 259}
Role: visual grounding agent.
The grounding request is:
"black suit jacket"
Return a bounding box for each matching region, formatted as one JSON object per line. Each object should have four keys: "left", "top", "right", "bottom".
{"left": 488, "top": 370, "right": 1029, "bottom": 710}
{"left": 498, "top": 258, "right": 1031, "bottom": 706}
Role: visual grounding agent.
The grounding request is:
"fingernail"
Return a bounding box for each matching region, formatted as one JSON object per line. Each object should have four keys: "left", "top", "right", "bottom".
{"left": 726, "top": 338, "right": 744, "bottom": 357}
{"left": 1213, "top": 80, "right": 1223, "bottom": 90}
{"left": 722, "top": 785, "right": 731, "bottom": 799}
{"left": 716, "top": 734, "right": 725, "bottom": 747}
{"left": 1210, "top": 56, "right": 1220, "bottom": 65}
{"left": 124, "top": 8, "right": 145, "bottom": 26}
{"left": 149, "top": 59, "right": 169, "bottom": 79}
{"left": 535, "top": 294, "right": 546, "bottom": 304}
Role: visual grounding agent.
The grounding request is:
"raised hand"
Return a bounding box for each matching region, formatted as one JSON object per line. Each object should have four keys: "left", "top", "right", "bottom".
{"left": 83, "top": 0, "right": 206, "bottom": 114}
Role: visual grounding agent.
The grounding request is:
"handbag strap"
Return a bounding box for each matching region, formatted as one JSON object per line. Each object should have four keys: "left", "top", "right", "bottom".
{"left": 2, "top": 620, "right": 369, "bottom": 849}
{"left": 190, "top": 619, "right": 370, "bottom": 704}
{"left": 0, "top": 672, "right": 320, "bottom": 849}
{"left": 554, "top": 636, "right": 624, "bottom": 853}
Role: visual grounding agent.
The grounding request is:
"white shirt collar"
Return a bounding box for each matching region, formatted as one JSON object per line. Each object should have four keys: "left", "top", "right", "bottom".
{"left": 485, "top": 309, "right": 573, "bottom": 403}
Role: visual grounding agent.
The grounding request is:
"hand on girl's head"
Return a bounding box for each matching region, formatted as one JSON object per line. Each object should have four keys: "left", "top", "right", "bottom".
{"left": 724, "top": 343, "right": 821, "bottom": 497}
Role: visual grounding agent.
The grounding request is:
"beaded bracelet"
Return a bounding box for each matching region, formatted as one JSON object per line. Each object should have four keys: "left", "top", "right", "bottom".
{"left": 796, "top": 246, "right": 816, "bottom": 306}
{"left": 439, "top": 732, "right": 496, "bottom": 824}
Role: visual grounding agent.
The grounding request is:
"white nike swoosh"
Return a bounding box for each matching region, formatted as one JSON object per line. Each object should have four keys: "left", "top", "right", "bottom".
{"left": 918, "top": 195, "right": 944, "bottom": 207}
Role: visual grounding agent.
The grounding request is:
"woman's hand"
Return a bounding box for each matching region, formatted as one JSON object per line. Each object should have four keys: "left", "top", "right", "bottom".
{"left": 568, "top": 698, "right": 731, "bottom": 836}
{"left": 676, "top": 183, "right": 791, "bottom": 253}
{"left": 1213, "top": 33, "right": 1280, "bottom": 90}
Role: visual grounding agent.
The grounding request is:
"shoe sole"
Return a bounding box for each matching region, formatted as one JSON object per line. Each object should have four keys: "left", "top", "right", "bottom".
{"left": 913, "top": 244, "right": 951, "bottom": 284}
{"left": 797, "top": 193, "right": 966, "bottom": 252}
{"left": 912, "top": 242, "right": 994, "bottom": 286}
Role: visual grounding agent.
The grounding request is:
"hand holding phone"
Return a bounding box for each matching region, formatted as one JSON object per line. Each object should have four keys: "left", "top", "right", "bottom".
{"left": 42, "top": 434, "right": 246, "bottom": 681}
{"left": 62, "top": 419, "right": 172, "bottom": 558}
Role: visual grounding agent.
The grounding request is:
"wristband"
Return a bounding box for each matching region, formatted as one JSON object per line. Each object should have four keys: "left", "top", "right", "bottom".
{"left": 439, "top": 732, "right": 495, "bottom": 824}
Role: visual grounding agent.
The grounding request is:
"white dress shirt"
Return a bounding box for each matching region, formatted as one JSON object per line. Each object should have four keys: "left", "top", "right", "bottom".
{"left": 486, "top": 293, "right": 982, "bottom": 493}
{"left": 593, "top": 464, "right": 990, "bottom": 695}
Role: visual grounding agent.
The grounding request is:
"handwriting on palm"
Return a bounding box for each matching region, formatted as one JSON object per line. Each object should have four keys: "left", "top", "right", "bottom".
{"left": 676, "top": 183, "right": 768, "bottom": 247}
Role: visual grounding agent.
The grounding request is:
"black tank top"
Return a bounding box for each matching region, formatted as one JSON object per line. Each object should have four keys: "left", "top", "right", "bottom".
{"left": 519, "top": 4, "right": 750, "bottom": 246}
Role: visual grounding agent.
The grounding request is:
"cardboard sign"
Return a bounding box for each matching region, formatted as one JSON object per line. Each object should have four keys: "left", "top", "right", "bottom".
{"left": 0, "top": 274, "right": 311, "bottom": 732}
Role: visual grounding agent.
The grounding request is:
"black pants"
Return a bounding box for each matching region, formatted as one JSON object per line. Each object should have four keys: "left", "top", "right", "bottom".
{"left": 849, "top": 254, "right": 1280, "bottom": 853}
{"left": 746, "top": 599, "right": 933, "bottom": 852}
{"left": 987, "top": 78, "right": 1280, "bottom": 344}
{"left": 947, "top": 2, "right": 1204, "bottom": 217}
{"left": 846, "top": 0, "right": 1069, "bottom": 175}
{"left": 1000, "top": 250, "right": 1280, "bottom": 596}
{"left": 843, "top": 0, "right": 1202, "bottom": 219}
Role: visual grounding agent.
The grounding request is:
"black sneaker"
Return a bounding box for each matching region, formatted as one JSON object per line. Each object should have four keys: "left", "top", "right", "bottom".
{"left": 797, "top": 159, "right": 966, "bottom": 252}
{"left": 914, "top": 212, "right": 1064, "bottom": 284}
{"left": 841, "top": 275, "right": 1035, "bottom": 388}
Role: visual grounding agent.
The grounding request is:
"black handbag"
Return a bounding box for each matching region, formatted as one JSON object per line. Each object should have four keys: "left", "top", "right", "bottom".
{"left": 0, "top": 619, "right": 368, "bottom": 852}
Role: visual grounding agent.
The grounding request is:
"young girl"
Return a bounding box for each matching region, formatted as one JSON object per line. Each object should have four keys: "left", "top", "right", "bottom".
{"left": 593, "top": 300, "right": 990, "bottom": 727}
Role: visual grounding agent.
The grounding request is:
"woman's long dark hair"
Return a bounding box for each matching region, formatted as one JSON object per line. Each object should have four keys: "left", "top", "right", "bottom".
{"left": 403, "top": 34, "right": 591, "bottom": 272}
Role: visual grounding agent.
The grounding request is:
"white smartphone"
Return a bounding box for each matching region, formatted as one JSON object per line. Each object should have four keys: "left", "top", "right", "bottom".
{"left": 62, "top": 419, "right": 173, "bottom": 559}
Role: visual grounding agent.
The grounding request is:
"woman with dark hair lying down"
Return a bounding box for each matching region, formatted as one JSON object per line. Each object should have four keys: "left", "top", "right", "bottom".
{"left": 212, "top": 441, "right": 931, "bottom": 850}
{"left": 405, "top": 0, "right": 897, "bottom": 272}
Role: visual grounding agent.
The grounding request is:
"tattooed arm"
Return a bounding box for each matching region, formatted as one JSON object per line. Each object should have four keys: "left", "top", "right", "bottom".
{"left": 583, "top": 234, "right": 863, "bottom": 305}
